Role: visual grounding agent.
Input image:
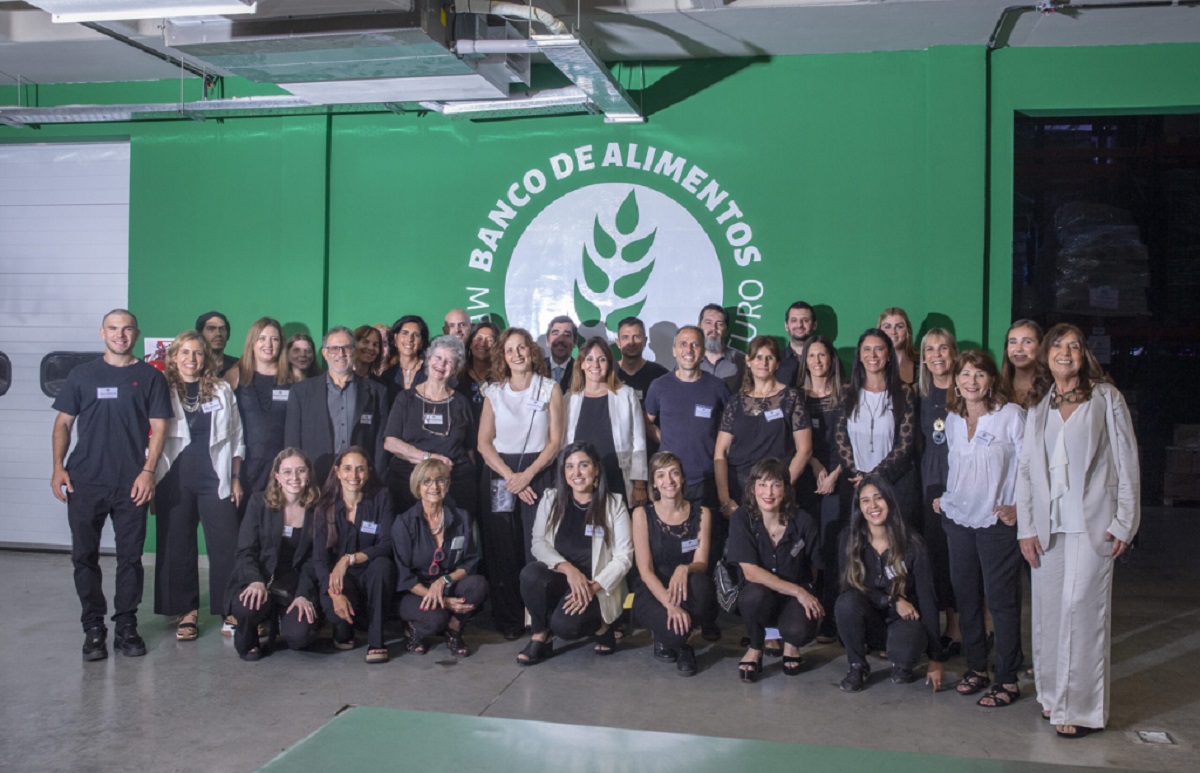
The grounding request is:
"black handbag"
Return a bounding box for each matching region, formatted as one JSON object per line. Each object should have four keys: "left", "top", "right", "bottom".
{"left": 714, "top": 549, "right": 743, "bottom": 613}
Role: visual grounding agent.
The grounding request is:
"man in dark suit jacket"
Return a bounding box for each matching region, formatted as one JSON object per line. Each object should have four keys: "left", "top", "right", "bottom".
{"left": 285, "top": 326, "right": 390, "bottom": 483}
{"left": 544, "top": 315, "right": 577, "bottom": 392}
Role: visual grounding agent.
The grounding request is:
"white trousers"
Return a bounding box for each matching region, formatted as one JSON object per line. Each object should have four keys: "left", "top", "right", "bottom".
{"left": 1032, "top": 532, "right": 1114, "bottom": 729}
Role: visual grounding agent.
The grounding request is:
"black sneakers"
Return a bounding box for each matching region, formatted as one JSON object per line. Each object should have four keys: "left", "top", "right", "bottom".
{"left": 891, "top": 665, "right": 916, "bottom": 684}
{"left": 653, "top": 641, "right": 679, "bottom": 662}
{"left": 82, "top": 626, "right": 108, "bottom": 661}
{"left": 114, "top": 624, "right": 147, "bottom": 657}
{"left": 840, "top": 662, "right": 869, "bottom": 692}
{"left": 676, "top": 644, "right": 698, "bottom": 677}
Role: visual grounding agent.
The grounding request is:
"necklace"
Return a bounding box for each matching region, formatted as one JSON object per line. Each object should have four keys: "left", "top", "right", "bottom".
{"left": 427, "top": 508, "right": 445, "bottom": 536}
{"left": 861, "top": 390, "right": 889, "bottom": 454}
{"left": 418, "top": 391, "right": 452, "bottom": 437}
{"left": 182, "top": 382, "right": 202, "bottom": 413}
{"left": 1049, "top": 387, "right": 1085, "bottom": 410}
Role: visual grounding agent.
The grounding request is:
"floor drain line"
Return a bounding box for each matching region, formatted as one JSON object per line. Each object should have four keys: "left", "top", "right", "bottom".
{"left": 1134, "top": 730, "right": 1176, "bottom": 745}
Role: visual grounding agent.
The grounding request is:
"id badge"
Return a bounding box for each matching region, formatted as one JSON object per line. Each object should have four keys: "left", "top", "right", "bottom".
{"left": 764, "top": 408, "right": 784, "bottom": 422}
{"left": 584, "top": 524, "right": 605, "bottom": 538}
{"left": 361, "top": 521, "right": 378, "bottom": 535}
{"left": 201, "top": 399, "right": 220, "bottom": 414}
{"left": 272, "top": 389, "right": 289, "bottom": 402}
{"left": 451, "top": 536, "right": 465, "bottom": 550}
{"left": 694, "top": 404, "right": 713, "bottom": 419}
{"left": 360, "top": 413, "right": 373, "bottom": 425}
{"left": 423, "top": 413, "right": 444, "bottom": 425}
{"left": 283, "top": 525, "right": 294, "bottom": 537}
{"left": 681, "top": 538, "right": 699, "bottom": 553}
{"left": 97, "top": 387, "right": 118, "bottom": 399}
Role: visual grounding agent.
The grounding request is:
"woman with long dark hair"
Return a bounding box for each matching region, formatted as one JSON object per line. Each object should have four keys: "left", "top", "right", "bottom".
{"left": 285, "top": 333, "right": 321, "bottom": 382}
{"left": 352, "top": 324, "right": 385, "bottom": 383}
{"left": 228, "top": 448, "right": 321, "bottom": 661}
{"left": 1017, "top": 323, "right": 1139, "bottom": 738}
{"left": 878, "top": 307, "right": 918, "bottom": 385}
{"left": 312, "top": 446, "right": 396, "bottom": 663}
{"left": 1001, "top": 319, "right": 1048, "bottom": 409}
{"left": 833, "top": 328, "right": 919, "bottom": 527}
{"left": 154, "top": 331, "right": 244, "bottom": 642}
{"left": 381, "top": 315, "right": 430, "bottom": 407}
{"left": 516, "top": 442, "right": 633, "bottom": 665}
{"left": 457, "top": 321, "right": 500, "bottom": 427}
{"left": 727, "top": 458, "right": 821, "bottom": 682}
{"left": 836, "top": 475, "right": 944, "bottom": 693}
{"left": 935, "top": 350, "right": 1025, "bottom": 707}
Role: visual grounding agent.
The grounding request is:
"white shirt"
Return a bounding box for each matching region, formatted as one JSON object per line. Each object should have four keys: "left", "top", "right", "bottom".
{"left": 483, "top": 376, "right": 555, "bottom": 455}
{"left": 847, "top": 389, "right": 893, "bottom": 473}
{"left": 941, "top": 403, "right": 1025, "bottom": 529}
{"left": 1045, "top": 399, "right": 1093, "bottom": 535}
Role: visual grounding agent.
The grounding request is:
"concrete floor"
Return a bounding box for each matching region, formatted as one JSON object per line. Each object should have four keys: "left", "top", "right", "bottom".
{"left": 4, "top": 507, "right": 1199, "bottom": 773}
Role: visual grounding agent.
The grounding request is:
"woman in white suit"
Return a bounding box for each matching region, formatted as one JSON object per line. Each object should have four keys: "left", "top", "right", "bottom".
{"left": 516, "top": 442, "right": 633, "bottom": 665}
{"left": 565, "top": 337, "right": 648, "bottom": 508}
{"left": 1017, "top": 323, "right": 1140, "bottom": 739}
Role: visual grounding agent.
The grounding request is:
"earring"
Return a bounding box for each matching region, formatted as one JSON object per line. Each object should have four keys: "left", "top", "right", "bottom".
{"left": 593, "top": 480, "right": 599, "bottom": 491}
{"left": 953, "top": 387, "right": 962, "bottom": 397}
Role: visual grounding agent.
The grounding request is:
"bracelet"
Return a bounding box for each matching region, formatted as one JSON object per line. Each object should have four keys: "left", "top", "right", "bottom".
{"left": 141, "top": 468, "right": 155, "bottom": 474}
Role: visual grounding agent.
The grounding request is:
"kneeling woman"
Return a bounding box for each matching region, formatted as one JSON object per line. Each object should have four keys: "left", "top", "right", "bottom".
{"left": 836, "top": 475, "right": 945, "bottom": 692}
{"left": 631, "top": 452, "right": 717, "bottom": 676}
{"left": 392, "top": 458, "right": 489, "bottom": 657}
{"left": 727, "top": 458, "right": 822, "bottom": 682}
{"left": 312, "top": 447, "right": 396, "bottom": 664}
{"left": 228, "top": 448, "right": 321, "bottom": 661}
{"left": 517, "top": 442, "right": 633, "bottom": 665}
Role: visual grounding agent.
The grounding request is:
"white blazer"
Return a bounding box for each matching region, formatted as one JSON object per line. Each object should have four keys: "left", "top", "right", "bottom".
{"left": 531, "top": 488, "right": 633, "bottom": 624}
{"left": 566, "top": 384, "right": 647, "bottom": 503}
{"left": 156, "top": 380, "right": 246, "bottom": 500}
{"left": 1016, "top": 382, "right": 1140, "bottom": 557}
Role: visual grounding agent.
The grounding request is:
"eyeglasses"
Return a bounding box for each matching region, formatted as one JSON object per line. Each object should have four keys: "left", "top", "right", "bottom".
{"left": 420, "top": 478, "right": 450, "bottom": 488}
{"left": 277, "top": 469, "right": 307, "bottom": 479}
{"left": 428, "top": 547, "right": 445, "bottom": 577}
{"left": 324, "top": 345, "right": 354, "bottom": 356}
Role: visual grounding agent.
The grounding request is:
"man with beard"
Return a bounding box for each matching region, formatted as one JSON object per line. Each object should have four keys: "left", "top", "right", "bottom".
{"left": 197, "top": 311, "right": 239, "bottom": 378}
{"left": 614, "top": 316, "right": 668, "bottom": 406}
{"left": 776, "top": 301, "right": 819, "bottom": 388}
{"left": 544, "top": 315, "right": 577, "bottom": 392}
{"left": 698, "top": 304, "right": 744, "bottom": 394}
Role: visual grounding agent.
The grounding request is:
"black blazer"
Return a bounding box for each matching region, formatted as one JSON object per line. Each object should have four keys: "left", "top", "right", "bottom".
{"left": 284, "top": 373, "right": 390, "bottom": 482}
{"left": 391, "top": 502, "right": 480, "bottom": 592}
{"left": 311, "top": 488, "right": 395, "bottom": 596}
{"left": 545, "top": 356, "right": 574, "bottom": 393}
{"left": 229, "top": 492, "right": 317, "bottom": 601}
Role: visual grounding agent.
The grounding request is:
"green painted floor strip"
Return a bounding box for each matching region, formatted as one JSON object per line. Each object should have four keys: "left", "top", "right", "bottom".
{"left": 258, "top": 706, "right": 1109, "bottom": 773}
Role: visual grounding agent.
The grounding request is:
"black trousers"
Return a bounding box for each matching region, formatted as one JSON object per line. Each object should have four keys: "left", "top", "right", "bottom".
{"left": 67, "top": 481, "right": 148, "bottom": 630}
{"left": 153, "top": 459, "right": 239, "bottom": 617}
{"left": 944, "top": 516, "right": 1023, "bottom": 684}
{"left": 320, "top": 558, "right": 395, "bottom": 650}
{"left": 811, "top": 483, "right": 848, "bottom": 636}
{"left": 390, "top": 458, "right": 477, "bottom": 516}
{"left": 632, "top": 572, "right": 717, "bottom": 649}
{"left": 737, "top": 582, "right": 820, "bottom": 649}
{"left": 398, "top": 574, "right": 489, "bottom": 640}
{"left": 519, "top": 563, "right": 604, "bottom": 640}
{"left": 923, "top": 485, "right": 955, "bottom": 611}
{"left": 229, "top": 589, "right": 319, "bottom": 656}
{"left": 835, "top": 589, "right": 927, "bottom": 670}
{"left": 479, "top": 453, "right": 549, "bottom": 631}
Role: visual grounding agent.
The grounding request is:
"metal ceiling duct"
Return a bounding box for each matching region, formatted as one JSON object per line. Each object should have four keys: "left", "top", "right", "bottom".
{"left": 28, "top": 0, "right": 257, "bottom": 24}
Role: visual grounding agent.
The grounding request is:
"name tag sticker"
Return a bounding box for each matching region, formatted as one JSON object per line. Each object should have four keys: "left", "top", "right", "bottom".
{"left": 97, "top": 387, "right": 118, "bottom": 399}
{"left": 201, "top": 399, "right": 221, "bottom": 414}
{"left": 283, "top": 525, "right": 294, "bottom": 537}
{"left": 527, "top": 399, "right": 545, "bottom": 411}
{"left": 885, "top": 566, "right": 898, "bottom": 580}
{"left": 634, "top": 389, "right": 644, "bottom": 403}
{"left": 975, "top": 431, "right": 995, "bottom": 446}
{"left": 584, "top": 524, "right": 605, "bottom": 538}
{"left": 764, "top": 408, "right": 784, "bottom": 422}
{"left": 272, "top": 389, "right": 289, "bottom": 402}
{"left": 423, "top": 413, "right": 444, "bottom": 425}
{"left": 361, "top": 521, "right": 378, "bottom": 535}
{"left": 681, "top": 538, "right": 700, "bottom": 553}
{"left": 694, "top": 404, "right": 713, "bottom": 419}
{"left": 790, "top": 538, "right": 806, "bottom": 557}
{"left": 451, "top": 535, "right": 465, "bottom": 550}
{"left": 360, "top": 413, "right": 373, "bottom": 425}
{"left": 765, "top": 627, "right": 781, "bottom": 640}
{"left": 811, "top": 417, "right": 821, "bottom": 429}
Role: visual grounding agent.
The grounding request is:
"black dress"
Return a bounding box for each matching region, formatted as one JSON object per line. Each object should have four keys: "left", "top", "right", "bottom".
{"left": 236, "top": 372, "right": 289, "bottom": 501}
{"left": 632, "top": 501, "right": 716, "bottom": 648}
{"left": 576, "top": 395, "right": 625, "bottom": 498}
{"left": 918, "top": 386, "right": 954, "bottom": 611}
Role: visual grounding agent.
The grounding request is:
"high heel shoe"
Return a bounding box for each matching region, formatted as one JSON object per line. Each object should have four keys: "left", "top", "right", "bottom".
{"left": 782, "top": 654, "right": 804, "bottom": 676}
{"left": 738, "top": 659, "right": 762, "bottom": 683}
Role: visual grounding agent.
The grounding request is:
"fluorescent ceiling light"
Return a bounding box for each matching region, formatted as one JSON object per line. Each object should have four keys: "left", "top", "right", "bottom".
{"left": 29, "top": 1, "right": 257, "bottom": 24}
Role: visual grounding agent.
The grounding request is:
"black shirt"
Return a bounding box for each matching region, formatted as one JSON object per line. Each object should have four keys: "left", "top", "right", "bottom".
{"left": 777, "top": 347, "right": 803, "bottom": 390}
{"left": 718, "top": 387, "right": 810, "bottom": 469}
{"left": 231, "top": 493, "right": 316, "bottom": 600}
{"left": 576, "top": 395, "right": 623, "bottom": 495}
{"left": 180, "top": 382, "right": 213, "bottom": 459}
{"left": 645, "top": 500, "right": 702, "bottom": 585}
{"left": 919, "top": 386, "right": 950, "bottom": 494}
{"left": 236, "top": 372, "right": 289, "bottom": 473}
{"left": 392, "top": 503, "right": 480, "bottom": 591}
{"left": 616, "top": 360, "right": 669, "bottom": 406}
{"left": 805, "top": 392, "right": 840, "bottom": 471}
{"left": 381, "top": 363, "right": 429, "bottom": 411}
{"left": 726, "top": 506, "right": 819, "bottom": 587}
{"left": 840, "top": 534, "right": 944, "bottom": 661}
{"left": 385, "top": 389, "right": 474, "bottom": 466}
{"left": 554, "top": 497, "right": 594, "bottom": 576}
{"left": 311, "top": 488, "right": 395, "bottom": 594}
{"left": 52, "top": 357, "right": 172, "bottom": 488}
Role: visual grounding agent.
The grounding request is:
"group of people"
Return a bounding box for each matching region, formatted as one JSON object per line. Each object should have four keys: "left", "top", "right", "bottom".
{"left": 51, "top": 302, "right": 1139, "bottom": 740}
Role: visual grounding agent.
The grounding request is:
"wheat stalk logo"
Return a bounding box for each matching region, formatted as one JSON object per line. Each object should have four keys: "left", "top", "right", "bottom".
{"left": 574, "top": 190, "right": 657, "bottom": 333}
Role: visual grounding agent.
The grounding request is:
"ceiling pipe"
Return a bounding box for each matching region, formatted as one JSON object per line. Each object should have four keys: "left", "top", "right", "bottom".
{"left": 484, "top": 2, "right": 570, "bottom": 35}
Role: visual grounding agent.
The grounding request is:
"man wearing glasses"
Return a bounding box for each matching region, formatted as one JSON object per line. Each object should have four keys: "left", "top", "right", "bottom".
{"left": 285, "top": 326, "right": 390, "bottom": 482}
{"left": 196, "top": 311, "right": 239, "bottom": 378}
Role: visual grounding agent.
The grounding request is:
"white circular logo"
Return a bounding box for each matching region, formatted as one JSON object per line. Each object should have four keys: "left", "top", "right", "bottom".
{"left": 504, "top": 183, "right": 721, "bottom": 341}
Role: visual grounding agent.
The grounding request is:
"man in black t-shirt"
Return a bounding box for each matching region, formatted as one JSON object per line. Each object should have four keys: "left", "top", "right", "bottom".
{"left": 777, "top": 301, "right": 818, "bottom": 389}
{"left": 51, "top": 309, "right": 172, "bottom": 661}
{"left": 614, "top": 316, "right": 669, "bottom": 405}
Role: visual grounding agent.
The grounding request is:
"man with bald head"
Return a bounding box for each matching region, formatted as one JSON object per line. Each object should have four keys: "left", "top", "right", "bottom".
{"left": 443, "top": 308, "right": 471, "bottom": 342}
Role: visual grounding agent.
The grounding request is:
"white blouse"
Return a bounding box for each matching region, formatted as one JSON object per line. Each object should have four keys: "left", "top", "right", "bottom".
{"left": 1045, "top": 399, "right": 1094, "bottom": 535}
{"left": 941, "top": 403, "right": 1025, "bottom": 529}
{"left": 483, "top": 375, "right": 556, "bottom": 455}
{"left": 847, "top": 389, "right": 893, "bottom": 473}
